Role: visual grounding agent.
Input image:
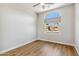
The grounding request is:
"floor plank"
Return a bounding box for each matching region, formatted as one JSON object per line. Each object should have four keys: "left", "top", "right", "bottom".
{"left": 0, "top": 40, "right": 78, "bottom": 56}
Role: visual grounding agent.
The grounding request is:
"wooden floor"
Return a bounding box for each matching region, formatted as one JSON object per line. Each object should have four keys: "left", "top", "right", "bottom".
{"left": 0, "top": 40, "right": 78, "bottom": 56}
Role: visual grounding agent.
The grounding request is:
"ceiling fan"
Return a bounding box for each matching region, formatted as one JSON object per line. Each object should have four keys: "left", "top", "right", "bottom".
{"left": 32, "top": 3, "right": 54, "bottom": 9}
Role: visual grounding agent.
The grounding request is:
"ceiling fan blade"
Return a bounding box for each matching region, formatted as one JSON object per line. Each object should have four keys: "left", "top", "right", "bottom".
{"left": 32, "top": 3, "right": 40, "bottom": 7}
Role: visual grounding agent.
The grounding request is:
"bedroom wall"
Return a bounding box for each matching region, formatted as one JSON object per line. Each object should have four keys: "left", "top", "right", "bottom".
{"left": 0, "top": 9, "right": 3, "bottom": 51}
{"left": 37, "top": 4, "right": 75, "bottom": 45}
{"left": 75, "top": 3, "right": 79, "bottom": 54}
{"left": 0, "top": 4, "right": 36, "bottom": 51}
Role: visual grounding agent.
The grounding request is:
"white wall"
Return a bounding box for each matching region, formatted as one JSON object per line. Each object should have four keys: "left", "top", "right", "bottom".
{"left": 0, "top": 9, "right": 3, "bottom": 51}
{"left": 37, "top": 4, "right": 75, "bottom": 45}
{"left": 0, "top": 4, "right": 36, "bottom": 51}
{"left": 75, "top": 4, "right": 79, "bottom": 54}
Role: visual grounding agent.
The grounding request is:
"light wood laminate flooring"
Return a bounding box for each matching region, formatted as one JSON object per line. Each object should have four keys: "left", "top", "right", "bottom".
{"left": 0, "top": 40, "right": 78, "bottom": 56}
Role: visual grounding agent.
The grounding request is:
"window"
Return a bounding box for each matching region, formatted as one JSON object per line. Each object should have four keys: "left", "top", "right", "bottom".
{"left": 44, "top": 11, "right": 63, "bottom": 32}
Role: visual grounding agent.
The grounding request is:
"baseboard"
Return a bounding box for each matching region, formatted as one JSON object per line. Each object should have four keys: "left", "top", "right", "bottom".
{"left": 0, "top": 39, "right": 78, "bottom": 55}
{"left": 74, "top": 45, "right": 79, "bottom": 55}
{"left": 38, "top": 39, "right": 79, "bottom": 55}
{"left": 0, "top": 39, "right": 36, "bottom": 54}
{"left": 37, "top": 39, "right": 74, "bottom": 47}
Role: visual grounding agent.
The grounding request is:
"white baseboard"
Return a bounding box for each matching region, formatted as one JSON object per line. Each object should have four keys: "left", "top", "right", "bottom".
{"left": 37, "top": 39, "right": 74, "bottom": 47}
{"left": 74, "top": 45, "right": 79, "bottom": 55}
{"left": 38, "top": 39, "right": 79, "bottom": 55}
{"left": 0, "top": 40, "right": 36, "bottom": 54}
{"left": 0, "top": 39, "right": 78, "bottom": 55}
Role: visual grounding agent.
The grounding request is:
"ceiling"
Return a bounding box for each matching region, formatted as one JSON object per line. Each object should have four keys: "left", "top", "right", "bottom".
{"left": 7, "top": 3, "right": 72, "bottom": 13}
{"left": 32, "top": 3, "right": 70, "bottom": 13}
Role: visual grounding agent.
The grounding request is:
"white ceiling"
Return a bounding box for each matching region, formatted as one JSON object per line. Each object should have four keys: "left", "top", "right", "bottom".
{"left": 34, "top": 3, "right": 72, "bottom": 13}
{"left": 7, "top": 3, "right": 72, "bottom": 13}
